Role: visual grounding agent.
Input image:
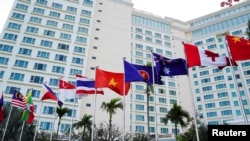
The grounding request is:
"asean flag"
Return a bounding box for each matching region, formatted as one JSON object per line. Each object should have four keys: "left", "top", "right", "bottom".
{"left": 183, "top": 43, "right": 236, "bottom": 68}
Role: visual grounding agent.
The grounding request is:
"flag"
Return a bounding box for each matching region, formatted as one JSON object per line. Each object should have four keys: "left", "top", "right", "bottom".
{"left": 95, "top": 68, "right": 130, "bottom": 95}
{"left": 21, "top": 90, "right": 35, "bottom": 124}
{"left": 41, "top": 83, "right": 63, "bottom": 107}
{"left": 183, "top": 43, "right": 237, "bottom": 68}
{"left": 11, "top": 90, "right": 26, "bottom": 109}
{"left": 76, "top": 74, "right": 104, "bottom": 97}
{"left": 226, "top": 35, "right": 250, "bottom": 61}
{"left": 152, "top": 52, "right": 188, "bottom": 77}
{"left": 0, "top": 92, "right": 4, "bottom": 122}
{"left": 123, "top": 60, "right": 154, "bottom": 84}
{"left": 59, "top": 79, "right": 76, "bottom": 100}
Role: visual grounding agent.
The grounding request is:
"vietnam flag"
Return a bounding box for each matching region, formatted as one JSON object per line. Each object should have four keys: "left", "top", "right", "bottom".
{"left": 95, "top": 68, "right": 130, "bottom": 95}
{"left": 226, "top": 35, "right": 250, "bottom": 61}
{"left": 183, "top": 43, "right": 237, "bottom": 68}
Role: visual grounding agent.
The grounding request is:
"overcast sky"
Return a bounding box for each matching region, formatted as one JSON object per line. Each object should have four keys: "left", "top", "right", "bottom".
{"left": 0, "top": 0, "right": 245, "bottom": 31}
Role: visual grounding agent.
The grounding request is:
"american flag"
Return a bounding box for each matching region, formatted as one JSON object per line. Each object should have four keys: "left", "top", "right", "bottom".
{"left": 11, "top": 90, "right": 26, "bottom": 109}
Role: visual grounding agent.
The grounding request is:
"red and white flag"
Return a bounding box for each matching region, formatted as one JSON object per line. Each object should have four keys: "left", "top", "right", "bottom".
{"left": 59, "top": 79, "right": 76, "bottom": 100}
{"left": 183, "top": 43, "right": 236, "bottom": 68}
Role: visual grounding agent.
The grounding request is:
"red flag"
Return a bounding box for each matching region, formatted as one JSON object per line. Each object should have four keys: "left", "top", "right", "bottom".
{"left": 59, "top": 79, "right": 76, "bottom": 100}
{"left": 95, "top": 68, "right": 130, "bottom": 95}
{"left": 0, "top": 92, "right": 4, "bottom": 122}
{"left": 183, "top": 43, "right": 237, "bottom": 68}
{"left": 226, "top": 35, "right": 250, "bottom": 61}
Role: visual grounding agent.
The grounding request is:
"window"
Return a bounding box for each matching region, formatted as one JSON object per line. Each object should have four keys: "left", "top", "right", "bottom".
{"left": 3, "top": 33, "right": 17, "bottom": 41}
{"left": 29, "top": 16, "right": 42, "bottom": 23}
{"left": 0, "top": 71, "right": 4, "bottom": 78}
{"left": 170, "top": 99, "right": 177, "bottom": 104}
{"left": 37, "top": 51, "right": 50, "bottom": 59}
{"left": 81, "top": 10, "right": 91, "bottom": 16}
{"left": 83, "top": 0, "right": 93, "bottom": 6}
{"left": 65, "top": 15, "right": 75, "bottom": 21}
{"left": 155, "top": 33, "right": 161, "bottom": 38}
{"left": 169, "top": 90, "right": 176, "bottom": 96}
{"left": 215, "top": 83, "right": 226, "bottom": 89}
{"left": 5, "top": 86, "right": 20, "bottom": 94}
{"left": 0, "top": 44, "right": 13, "bottom": 53}
{"left": 136, "top": 115, "right": 144, "bottom": 121}
{"left": 159, "top": 107, "right": 167, "bottom": 113}
{"left": 60, "top": 33, "right": 71, "bottom": 40}
{"left": 26, "top": 26, "right": 39, "bottom": 33}
{"left": 30, "top": 75, "right": 44, "bottom": 84}
{"left": 33, "top": 7, "right": 45, "bottom": 14}
{"left": 15, "top": 3, "right": 28, "bottom": 11}
{"left": 221, "top": 110, "right": 232, "bottom": 116}
{"left": 34, "top": 63, "right": 47, "bottom": 71}
{"left": 22, "top": 37, "right": 36, "bottom": 44}
{"left": 14, "top": 60, "right": 28, "bottom": 68}
{"left": 58, "top": 43, "right": 69, "bottom": 51}
{"left": 46, "top": 20, "right": 58, "bottom": 27}
{"left": 74, "top": 46, "right": 85, "bottom": 54}
{"left": 66, "top": 109, "right": 76, "bottom": 117}
{"left": 10, "top": 72, "right": 24, "bottom": 81}
{"left": 43, "top": 106, "right": 55, "bottom": 114}
{"left": 62, "top": 24, "right": 73, "bottom": 30}
{"left": 43, "top": 30, "right": 55, "bottom": 37}
{"left": 49, "top": 78, "right": 59, "bottom": 86}
{"left": 70, "top": 69, "right": 82, "bottom": 75}
{"left": 76, "top": 36, "right": 87, "bottom": 43}
{"left": 159, "top": 98, "right": 166, "bottom": 103}
{"left": 135, "top": 44, "right": 143, "bottom": 49}
{"left": 52, "top": 3, "right": 62, "bottom": 9}
{"left": 67, "top": 6, "right": 77, "bottom": 13}
{"left": 36, "top": 0, "right": 47, "bottom": 5}
{"left": 207, "top": 111, "right": 217, "bottom": 117}
{"left": 18, "top": 48, "right": 32, "bottom": 56}
{"left": 145, "top": 30, "right": 152, "bottom": 35}
{"left": 218, "top": 92, "right": 228, "bottom": 98}
{"left": 55, "top": 54, "right": 67, "bottom": 62}
{"left": 49, "top": 11, "right": 60, "bottom": 18}
{"left": 52, "top": 66, "right": 65, "bottom": 74}
{"left": 72, "top": 57, "right": 83, "bottom": 64}
{"left": 214, "top": 75, "right": 224, "bottom": 81}
{"left": 135, "top": 34, "right": 143, "bottom": 40}
{"left": 78, "top": 27, "right": 88, "bottom": 33}
{"left": 135, "top": 104, "right": 144, "bottom": 110}
{"left": 60, "top": 124, "right": 70, "bottom": 133}
{"left": 7, "top": 22, "right": 21, "bottom": 30}
{"left": 12, "top": 12, "right": 25, "bottom": 20}
{"left": 201, "top": 78, "right": 211, "bottom": 83}
{"left": 204, "top": 94, "right": 214, "bottom": 100}
{"left": 202, "top": 86, "right": 212, "bottom": 92}
{"left": 40, "top": 40, "right": 53, "bottom": 47}
{"left": 205, "top": 103, "right": 215, "bottom": 108}
{"left": 135, "top": 28, "right": 142, "bottom": 33}
{"left": 219, "top": 101, "right": 230, "bottom": 107}
{"left": 40, "top": 122, "right": 53, "bottom": 130}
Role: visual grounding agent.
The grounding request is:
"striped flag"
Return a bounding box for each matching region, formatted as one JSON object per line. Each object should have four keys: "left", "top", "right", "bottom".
{"left": 11, "top": 90, "right": 26, "bottom": 109}
{"left": 76, "top": 74, "right": 104, "bottom": 98}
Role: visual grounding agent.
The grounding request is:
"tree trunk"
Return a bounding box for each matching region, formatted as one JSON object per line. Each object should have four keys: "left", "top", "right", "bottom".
{"left": 175, "top": 123, "right": 177, "bottom": 141}
{"left": 109, "top": 115, "right": 112, "bottom": 141}
{"left": 82, "top": 126, "right": 86, "bottom": 141}
{"left": 56, "top": 118, "right": 61, "bottom": 140}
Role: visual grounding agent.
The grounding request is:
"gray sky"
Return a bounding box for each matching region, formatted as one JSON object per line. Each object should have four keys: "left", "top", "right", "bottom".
{"left": 0, "top": 0, "right": 245, "bottom": 31}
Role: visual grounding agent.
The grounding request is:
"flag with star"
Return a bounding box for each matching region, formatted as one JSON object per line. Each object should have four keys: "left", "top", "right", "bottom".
{"left": 123, "top": 60, "right": 153, "bottom": 84}
{"left": 226, "top": 35, "right": 250, "bottom": 61}
{"left": 152, "top": 52, "right": 188, "bottom": 77}
{"left": 95, "top": 67, "right": 130, "bottom": 95}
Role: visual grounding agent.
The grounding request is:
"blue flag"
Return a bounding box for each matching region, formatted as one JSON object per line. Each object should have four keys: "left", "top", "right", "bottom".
{"left": 123, "top": 60, "right": 164, "bottom": 85}
{"left": 152, "top": 52, "right": 188, "bottom": 77}
{"left": 124, "top": 60, "right": 153, "bottom": 84}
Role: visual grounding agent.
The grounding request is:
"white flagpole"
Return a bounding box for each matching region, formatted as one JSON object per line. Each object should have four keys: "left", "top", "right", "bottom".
{"left": 224, "top": 37, "right": 248, "bottom": 124}
{"left": 69, "top": 93, "right": 77, "bottom": 141}
{"left": 181, "top": 43, "right": 200, "bottom": 141}
{"left": 122, "top": 57, "right": 126, "bottom": 141}
{"left": 150, "top": 50, "right": 158, "bottom": 141}
{"left": 91, "top": 90, "right": 97, "bottom": 141}
{"left": 33, "top": 101, "right": 44, "bottom": 141}
{"left": 1, "top": 106, "right": 13, "bottom": 141}
{"left": 19, "top": 121, "right": 25, "bottom": 141}
{"left": 50, "top": 91, "right": 60, "bottom": 141}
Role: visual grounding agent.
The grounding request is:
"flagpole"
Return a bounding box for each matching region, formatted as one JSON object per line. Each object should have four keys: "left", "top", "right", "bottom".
{"left": 33, "top": 101, "right": 44, "bottom": 141}
{"left": 150, "top": 50, "right": 158, "bottom": 141}
{"left": 182, "top": 42, "right": 200, "bottom": 141}
{"left": 1, "top": 106, "right": 13, "bottom": 141}
{"left": 122, "top": 57, "right": 126, "bottom": 141}
{"left": 91, "top": 90, "right": 97, "bottom": 141}
{"left": 50, "top": 92, "right": 60, "bottom": 141}
{"left": 69, "top": 93, "right": 77, "bottom": 141}
{"left": 224, "top": 37, "right": 248, "bottom": 124}
{"left": 19, "top": 121, "right": 25, "bottom": 141}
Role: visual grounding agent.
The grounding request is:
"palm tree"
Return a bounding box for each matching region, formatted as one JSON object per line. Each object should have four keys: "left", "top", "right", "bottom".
{"left": 56, "top": 107, "right": 69, "bottom": 140}
{"left": 246, "top": 20, "right": 250, "bottom": 40}
{"left": 162, "top": 103, "right": 190, "bottom": 141}
{"left": 73, "top": 114, "right": 92, "bottom": 141}
{"left": 101, "top": 97, "right": 123, "bottom": 141}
